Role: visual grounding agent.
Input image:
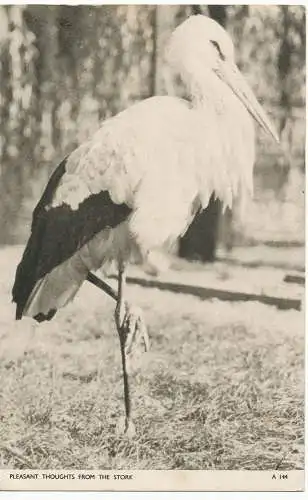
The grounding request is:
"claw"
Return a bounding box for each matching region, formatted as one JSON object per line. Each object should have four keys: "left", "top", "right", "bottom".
{"left": 122, "top": 303, "right": 150, "bottom": 355}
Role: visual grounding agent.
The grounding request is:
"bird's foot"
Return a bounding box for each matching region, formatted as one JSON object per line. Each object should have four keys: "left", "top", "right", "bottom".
{"left": 122, "top": 303, "right": 150, "bottom": 356}
{"left": 116, "top": 416, "right": 136, "bottom": 438}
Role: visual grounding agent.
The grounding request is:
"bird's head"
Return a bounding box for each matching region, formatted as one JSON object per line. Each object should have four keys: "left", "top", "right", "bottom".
{"left": 166, "top": 15, "right": 279, "bottom": 143}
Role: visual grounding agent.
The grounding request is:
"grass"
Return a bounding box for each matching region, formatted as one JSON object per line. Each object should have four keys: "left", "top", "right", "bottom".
{"left": 0, "top": 246, "right": 304, "bottom": 470}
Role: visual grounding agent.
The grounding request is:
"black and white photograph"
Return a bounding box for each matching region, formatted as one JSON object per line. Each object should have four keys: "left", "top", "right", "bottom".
{"left": 0, "top": 2, "right": 305, "bottom": 492}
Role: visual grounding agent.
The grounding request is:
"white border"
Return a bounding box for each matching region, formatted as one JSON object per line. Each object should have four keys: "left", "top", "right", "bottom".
{"left": 0, "top": 1, "right": 306, "bottom": 499}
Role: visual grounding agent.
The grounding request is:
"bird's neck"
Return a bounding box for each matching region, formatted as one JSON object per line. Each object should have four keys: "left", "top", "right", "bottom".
{"left": 187, "top": 72, "right": 254, "bottom": 148}
{"left": 182, "top": 71, "right": 255, "bottom": 215}
{"left": 188, "top": 73, "right": 242, "bottom": 116}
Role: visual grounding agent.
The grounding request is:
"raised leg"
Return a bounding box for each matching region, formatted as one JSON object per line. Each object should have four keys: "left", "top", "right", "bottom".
{"left": 87, "top": 271, "right": 150, "bottom": 353}
{"left": 86, "top": 272, "right": 117, "bottom": 300}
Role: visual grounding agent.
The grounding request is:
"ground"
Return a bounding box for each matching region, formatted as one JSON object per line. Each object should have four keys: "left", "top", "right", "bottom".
{"left": 0, "top": 246, "right": 304, "bottom": 470}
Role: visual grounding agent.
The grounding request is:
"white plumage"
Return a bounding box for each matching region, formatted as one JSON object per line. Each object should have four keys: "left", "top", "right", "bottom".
{"left": 13, "top": 15, "right": 278, "bottom": 434}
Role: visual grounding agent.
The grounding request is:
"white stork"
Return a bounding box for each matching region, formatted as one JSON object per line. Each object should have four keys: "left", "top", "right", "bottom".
{"left": 12, "top": 15, "right": 278, "bottom": 435}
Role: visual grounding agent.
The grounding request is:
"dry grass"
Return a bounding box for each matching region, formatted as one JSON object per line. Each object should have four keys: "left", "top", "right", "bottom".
{"left": 0, "top": 246, "right": 304, "bottom": 470}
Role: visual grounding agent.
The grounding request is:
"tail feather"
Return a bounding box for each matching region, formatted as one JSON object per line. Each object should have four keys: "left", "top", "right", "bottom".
{"left": 23, "top": 255, "right": 87, "bottom": 320}
{"left": 12, "top": 159, "right": 67, "bottom": 320}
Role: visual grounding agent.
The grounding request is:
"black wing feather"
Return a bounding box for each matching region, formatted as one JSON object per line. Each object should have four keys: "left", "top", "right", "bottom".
{"left": 12, "top": 156, "right": 132, "bottom": 320}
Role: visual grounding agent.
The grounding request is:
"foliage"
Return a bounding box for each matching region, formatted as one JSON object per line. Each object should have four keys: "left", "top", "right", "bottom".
{"left": 0, "top": 5, "right": 155, "bottom": 242}
{"left": 229, "top": 6, "right": 305, "bottom": 166}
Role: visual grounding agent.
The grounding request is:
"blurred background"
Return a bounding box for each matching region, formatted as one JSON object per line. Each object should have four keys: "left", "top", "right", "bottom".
{"left": 0, "top": 4, "right": 305, "bottom": 261}
{"left": 0, "top": 5, "right": 305, "bottom": 471}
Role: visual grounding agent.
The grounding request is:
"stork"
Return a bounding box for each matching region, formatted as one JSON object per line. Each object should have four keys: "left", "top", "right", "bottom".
{"left": 12, "top": 15, "right": 278, "bottom": 435}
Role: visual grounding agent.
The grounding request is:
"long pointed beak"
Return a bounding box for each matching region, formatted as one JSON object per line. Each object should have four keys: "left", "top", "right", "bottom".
{"left": 217, "top": 62, "right": 279, "bottom": 143}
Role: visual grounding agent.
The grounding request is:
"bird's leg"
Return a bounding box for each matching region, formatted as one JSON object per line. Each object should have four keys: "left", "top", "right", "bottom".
{"left": 87, "top": 272, "right": 117, "bottom": 300}
{"left": 114, "top": 263, "right": 134, "bottom": 436}
{"left": 86, "top": 272, "right": 150, "bottom": 354}
{"left": 87, "top": 271, "right": 149, "bottom": 353}
{"left": 87, "top": 270, "right": 148, "bottom": 436}
{"left": 114, "top": 262, "right": 150, "bottom": 436}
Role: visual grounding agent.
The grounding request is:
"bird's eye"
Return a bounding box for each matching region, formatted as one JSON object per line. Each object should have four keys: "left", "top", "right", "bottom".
{"left": 210, "top": 40, "right": 225, "bottom": 60}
